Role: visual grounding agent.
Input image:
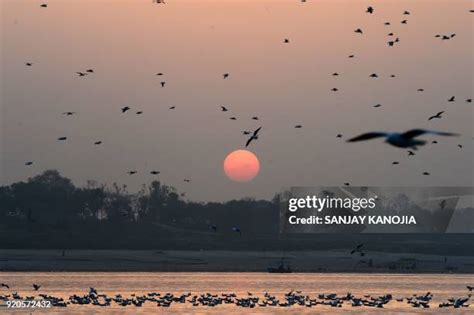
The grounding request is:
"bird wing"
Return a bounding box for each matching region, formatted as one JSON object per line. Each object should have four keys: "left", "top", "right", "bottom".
{"left": 346, "top": 132, "right": 387, "bottom": 142}
{"left": 245, "top": 137, "right": 254, "bottom": 147}
{"left": 401, "top": 129, "right": 458, "bottom": 139}
{"left": 253, "top": 127, "right": 262, "bottom": 136}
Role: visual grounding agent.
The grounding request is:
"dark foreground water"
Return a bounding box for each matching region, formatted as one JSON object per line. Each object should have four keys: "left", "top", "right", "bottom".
{"left": 0, "top": 272, "right": 473, "bottom": 313}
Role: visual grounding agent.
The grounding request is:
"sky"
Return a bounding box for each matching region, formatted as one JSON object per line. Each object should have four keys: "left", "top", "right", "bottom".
{"left": 1, "top": 0, "right": 473, "bottom": 202}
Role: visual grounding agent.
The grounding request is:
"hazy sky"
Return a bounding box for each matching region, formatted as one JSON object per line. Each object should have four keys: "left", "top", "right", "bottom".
{"left": 1, "top": 0, "right": 473, "bottom": 202}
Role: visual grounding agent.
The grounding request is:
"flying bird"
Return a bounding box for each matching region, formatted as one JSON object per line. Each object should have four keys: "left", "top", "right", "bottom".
{"left": 57, "top": 137, "right": 67, "bottom": 141}
{"left": 76, "top": 72, "right": 87, "bottom": 77}
{"left": 160, "top": 81, "right": 166, "bottom": 87}
{"left": 25, "top": 161, "right": 33, "bottom": 166}
{"left": 220, "top": 106, "right": 228, "bottom": 112}
{"left": 86, "top": 69, "right": 94, "bottom": 73}
{"left": 150, "top": 171, "right": 160, "bottom": 175}
{"left": 418, "top": 88, "right": 424, "bottom": 92}
{"left": 33, "top": 284, "right": 41, "bottom": 291}
{"left": 369, "top": 73, "right": 378, "bottom": 78}
{"left": 448, "top": 96, "right": 455, "bottom": 102}
{"left": 156, "top": 72, "right": 163, "bottom": 76}
{"left": 336, "top": 134, "right": 343, "bottom": 138}
{"left": 401, "top": 19, "right": 407, "bottom": 24}
{"left": 252, "top": 116, "right": 259, "bottom": 120}
{"left": 331, "top": 88, "right": 339, "bottom": 92}
{"left": 223, "top": 73, "right": 229, "bottom": 79}
{"left": 136, "top": 111, "right": 143, "bottom": 115}
{"left": 366, "top": 6, "right": 374, "bottom": 14}
{"left": 354, "top": 28, "right": 363, "bottom": 34}
{"left": 169, "top": 106, "right": 175, "bottom": 110}
{"left": 0, "top": 283, "right": 9, "bottom": 289}
{"left": 348, "top": 54, "right": 355, "bottom": 58}
{"left": 347, "top": 129, "right": 458, "bottom": 149}
{"left": 121, "top": 106, "right": 130, "bottom": 113}
{"left": 284, "top": 38, "right": 290, "bottom": 43}
{"left": 243, "top": 131, "right": 251, "bottom": 135}
{"left": 184, "top": 179, "right": 191, "bottom": 183}
{"left": 403, "top": 10, "right": 410, "bottom": 15}
{"left": 127, "top": 171, "right": 137, "bottom": 175}
{"left": 392, "top": 161, "right": 399, "bottom": 165}
{"left": 423, "top": 172, "right": 430, "bottom": 176}
{"left": 246, "top": 127, "right": 262, "bottom": 147}
{"left": 294, "top": 125, "right": 303, "bottom": 129}
{"left": 408, "top": 150, "right": 415, "bottom": 156}
{"left": 229, "top": 117, "right": 237, "bottom": 120}
{"left": 373, "top": 104, "right": 382, "bottom": 108}
{"left": 466, "top": 99, "right": 472, "bottom": 103}
{"left": 40, "top": 4, "right": 47, "bottom": 8}
{"left": 332, "top": 72, "right": 339, "bottom": 76}
{"left": 25, "top": 62, "right": 33, "bottom": 66}
{"left": 94, "top": 141, "right": 102, "bottom": 145}
{"left": 428, "top": 111, "right": 444, "bottom": 120}
{"left": 63, "top": 112, "right": 76, "bottom": 116}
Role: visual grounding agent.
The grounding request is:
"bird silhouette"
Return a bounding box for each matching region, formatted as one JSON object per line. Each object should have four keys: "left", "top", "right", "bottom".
{"left": 336, "top": 134, "right": 343, "bottom": 138}
{"left": 63, "top": 112, "right": 76, "bottom": 116}
{"left": 76, "top": 72, "right": 87, "bottom": 77}
{"left": 385, "top": 22, "right": 391, "bottom": 26}
{"left": 220, "top": 106, "right": 228, "bottom": 112}
{"left": 392, "top": 161, "right": 399, "bottom": 165}
{"left": 428, "top": 111, "right": 444, "bottom": 120}
{"left": 408, "top": 150, "right": 415, "bottom": 156}
{"left": 466, "top": 99, "right": 472, "bottom": 103}
{"left": 403, "top": 10, "right": 410, "bottom": 15}
{"left": 331, "top": 88, "right": 339, "bottom": 92}
{"left": 229, "top": 117, "right": 236, "bottom": 120}
{"left": 156, "top": 72, "right": 163, "bottom": 76}
{"left": 184, "top": 179, "right": 191, "bottom": 183}
{"left": 354, "top": 28, "right": 363, "bottom": 34}
{"left": 448, "top": 96, "right": 455, "bottom": 102}
{"left": 284, "top": 38, "right": 290, "bottom": 43}
{"left": 136, "top": 111, "right": 143, "bottom": 115}
{"left": 121, "top": 106, "right": 130, "bottom": 113}
{"left": 332, "top": 72, "right": 339, "bottom": 76}
{"left": 347, "top": 129, "right": 458, "bottom": 149}
{"left": 150, "top": 171, "right": 160, "bottom": 175}
{"left": 246, "top": 127, "right": 262, "bottom": 147}
{"left": 423, "top": 172, "right": 430, "bottom": 176}
{"left": 160, "top": 81, "right": 166, "bottom": 87}
{"left": 25, "top": 62, "right": 33, "bottom": 66}
{"left": 348, "top": 54, "right": 355, "bottom": 58}
{"left": 366, "top": 6, "right": 374, "bottom": 14}
{"left": 25, "top": 161, "right": 33, "bottom": 166}
{"left": 33, "top": 284, "right": 41, "bottom": 291}
{"left": 373, "top": 104, "right": 382, "bottom": 108}
{"left": 86, "top": 69, "right": 94, "bottom": 73}
{"left": 57, "top": 137, "right": 67, "bottom": 141}
{"left": 169, "top": 106, "right": 175, "bottom": 110}
{"left": 401, "top": 19, "right": 407, "bottom": 24}
{"left": 294, "top": 125, "right": 303, "bottom": 129}
{"left": 252, "top": 116, "right": 259, "bottom": 120}
{"left": 223, "top": 73, "right": 229, "bottom": 79}
{"left": 369, "top": 73, "right": 378, "bottom": 78}
{"left": 232, "top": 227, "right": 242, "bottom": 236}
{"left": 0, "top": 283, "right": 9, "bottom": 289}
{"left": 418, "top": 88, "right": 424, "bottom": 92}
{"left": 127, "top": 171, "right": 137, "bottom": 175}
{"left": 40, "top": 4, "right": 47, "bottom": 8}
{"left": 94, "top": 141, "right": 102, "bottom": 145}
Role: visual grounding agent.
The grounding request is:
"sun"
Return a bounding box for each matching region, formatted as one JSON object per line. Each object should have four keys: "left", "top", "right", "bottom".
{"left": 223, "top": 150, "right": 260, "bottom": 182}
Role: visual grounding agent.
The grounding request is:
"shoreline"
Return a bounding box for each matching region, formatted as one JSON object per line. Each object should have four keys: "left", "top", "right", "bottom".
{"left": 1, "top": 249, "right": 473, "bottom": 273}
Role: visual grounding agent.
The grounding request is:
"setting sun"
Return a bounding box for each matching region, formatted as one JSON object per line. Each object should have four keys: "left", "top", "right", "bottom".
{"left": 223, "top": 150, "right": 260, "bottom": 182}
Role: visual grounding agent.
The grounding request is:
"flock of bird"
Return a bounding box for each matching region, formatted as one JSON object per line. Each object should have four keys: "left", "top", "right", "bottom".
{"left": 19, "top": 2, "right": 472, "bottom": 191}
{"left": 0, "top": 285, "right": 472, "bottom": 309}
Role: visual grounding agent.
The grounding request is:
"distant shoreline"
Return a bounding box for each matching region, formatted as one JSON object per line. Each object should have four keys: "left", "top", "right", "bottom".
{"left": 1, "top": 249, "right": 473, "bottom": 273}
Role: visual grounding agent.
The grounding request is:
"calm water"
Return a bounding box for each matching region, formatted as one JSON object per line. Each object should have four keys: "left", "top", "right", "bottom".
{"left": 0, "top": 272, "right": 473, "bottom": 313}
